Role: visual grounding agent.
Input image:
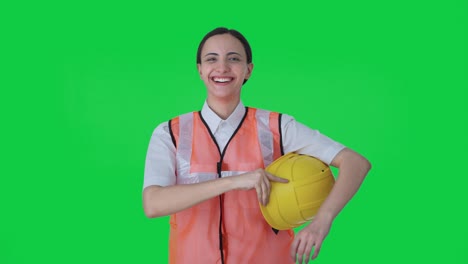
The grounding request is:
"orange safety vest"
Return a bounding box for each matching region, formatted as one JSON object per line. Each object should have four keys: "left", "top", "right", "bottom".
{"left": 168, "top": 107, "right": 294, "bottom": 264}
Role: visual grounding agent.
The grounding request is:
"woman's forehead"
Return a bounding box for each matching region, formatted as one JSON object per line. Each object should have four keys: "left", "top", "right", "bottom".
{"left": 202, "top": 34, "right": 246, "bottom": 56}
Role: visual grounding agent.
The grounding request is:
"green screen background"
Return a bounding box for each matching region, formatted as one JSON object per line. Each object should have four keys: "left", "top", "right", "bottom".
{"left": 1, "top": 0, "right": 467, "bottom": 263}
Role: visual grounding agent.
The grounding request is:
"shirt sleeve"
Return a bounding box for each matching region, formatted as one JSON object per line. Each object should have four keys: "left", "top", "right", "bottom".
{"left": 281, "top": 114, "right": 346, "bottom": 165}
{"left": 143, "top": 121, "right": 177, "bottom": 189}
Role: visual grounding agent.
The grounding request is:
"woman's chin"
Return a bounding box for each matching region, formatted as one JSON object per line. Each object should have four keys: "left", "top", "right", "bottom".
{"left": 207, "top": 87, "right": 240, "bottom": 100}
{"left": 207, "top": 92, "right": 240, "bottom": 102}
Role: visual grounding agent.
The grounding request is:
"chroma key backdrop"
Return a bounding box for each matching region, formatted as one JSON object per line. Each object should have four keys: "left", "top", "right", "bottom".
{"left": 1, "top": 0, "right": 466, "bottom": 263}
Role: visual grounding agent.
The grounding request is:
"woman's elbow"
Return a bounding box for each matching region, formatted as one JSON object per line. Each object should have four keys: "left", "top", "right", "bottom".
{"left": 143, "top": 186, "right": 164, "bottom": 218}
{"left": 362, "top": 157, "right": 372, "bottom": 173}
{"left": 143, "top": 203, "right": 160, "bottom": 218}
{"left": 345, "top": 149, "right": 372, "bottom": 175}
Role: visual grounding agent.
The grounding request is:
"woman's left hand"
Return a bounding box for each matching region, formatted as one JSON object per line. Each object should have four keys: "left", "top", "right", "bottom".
{"left": 290, "top": 215, "right": 333, "bottom": 263}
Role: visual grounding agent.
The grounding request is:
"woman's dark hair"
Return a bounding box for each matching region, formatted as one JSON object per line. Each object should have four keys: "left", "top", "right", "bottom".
{"left": 196, "top": 27, "right": 252, "bottom": 85}
{"left": 196, "top": 27, "right": 252, "bottom": 64}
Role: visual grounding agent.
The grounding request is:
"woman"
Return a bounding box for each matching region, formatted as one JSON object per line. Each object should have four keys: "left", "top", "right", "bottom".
{"left": 143, "top": 27, "right": 371, "bottom": 264}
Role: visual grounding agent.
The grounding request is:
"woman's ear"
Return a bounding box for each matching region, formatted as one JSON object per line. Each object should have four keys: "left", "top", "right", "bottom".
{"left": 245, "top": 63, "right": 254, "bottom": 80}
{"left": 197, "top": 63, "right": 203, "bottom": 79}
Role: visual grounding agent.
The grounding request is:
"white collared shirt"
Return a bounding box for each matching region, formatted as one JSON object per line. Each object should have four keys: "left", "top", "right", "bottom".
{"left": 200, "top": 101, "right": 246, "bottom": 152}
{"left": 143, "top": 101, "right": 345, "bottom": 188}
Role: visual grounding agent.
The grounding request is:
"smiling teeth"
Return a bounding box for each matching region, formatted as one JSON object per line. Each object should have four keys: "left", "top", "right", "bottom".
{"left": 213, "top": 77, "right": 232, "bottom": 83}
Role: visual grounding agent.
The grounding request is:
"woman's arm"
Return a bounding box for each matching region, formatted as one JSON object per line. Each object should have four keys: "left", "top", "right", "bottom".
{"left": 143, "top": 177, "right": 235, "bottom": 218}
{"left": 290, "top": 148, "right": 371, "bottom": 263}
{"left": 143, "top": 169, "right": 288, "bottom": 218}
{"left": 317, "top": 147, "right": 372, "bottom": 220}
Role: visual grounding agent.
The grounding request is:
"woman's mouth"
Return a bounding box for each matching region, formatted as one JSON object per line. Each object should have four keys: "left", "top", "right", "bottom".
{"left": 212, "top": 77, "right": 234, "bottom": 84}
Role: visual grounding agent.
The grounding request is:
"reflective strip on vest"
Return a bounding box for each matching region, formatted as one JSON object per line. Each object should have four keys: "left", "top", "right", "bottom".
{"left": 176, "top": 113, "right": 193, "bottom": 180}
{"left": 255, "top": 109, "right": 274, "bottom": 168}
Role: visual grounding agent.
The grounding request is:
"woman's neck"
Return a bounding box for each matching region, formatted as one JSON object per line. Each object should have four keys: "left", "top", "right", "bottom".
{"left": 206, "top": 97, "right": 240, "bottom": 120}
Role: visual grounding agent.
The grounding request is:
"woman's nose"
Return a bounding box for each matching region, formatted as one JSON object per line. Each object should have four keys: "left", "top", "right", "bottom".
{"left": 216, "top": 60, "right": 230, "bottom": 72}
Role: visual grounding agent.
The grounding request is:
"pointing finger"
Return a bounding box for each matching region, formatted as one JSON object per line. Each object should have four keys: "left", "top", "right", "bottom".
{"left": 266, "top": 172, "right": 289, "bottom": 183}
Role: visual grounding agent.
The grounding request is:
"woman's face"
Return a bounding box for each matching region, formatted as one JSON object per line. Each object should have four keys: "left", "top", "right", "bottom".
{"left": 197, "top": 34, "right": 253, "bottom": 103}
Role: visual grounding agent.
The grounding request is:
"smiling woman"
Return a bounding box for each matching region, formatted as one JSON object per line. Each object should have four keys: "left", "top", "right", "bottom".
{"left": 142, "top": 27, "right": 371, "bottom": 264}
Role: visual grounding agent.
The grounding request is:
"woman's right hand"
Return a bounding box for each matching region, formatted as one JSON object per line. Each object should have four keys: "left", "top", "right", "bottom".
{"left": 233, "top": 169, "right": 289, "bottom": 206}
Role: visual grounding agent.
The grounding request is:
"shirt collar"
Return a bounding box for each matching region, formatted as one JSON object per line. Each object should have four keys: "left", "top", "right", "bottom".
{"left": 201, "top": 101, "right": 246, "bottom": 133}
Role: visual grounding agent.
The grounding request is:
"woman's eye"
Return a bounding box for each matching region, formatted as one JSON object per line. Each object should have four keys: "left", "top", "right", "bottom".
{"left": 229, "top": 57, "right": 241, "bottom": 61}
{"left": 206, "top": 57, "right": 216, "bottom": 62}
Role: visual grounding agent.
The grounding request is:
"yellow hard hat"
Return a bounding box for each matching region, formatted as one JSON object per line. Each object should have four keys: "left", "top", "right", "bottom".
{"left": 260, "top": 152, "right": 335, "bottom": 230}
